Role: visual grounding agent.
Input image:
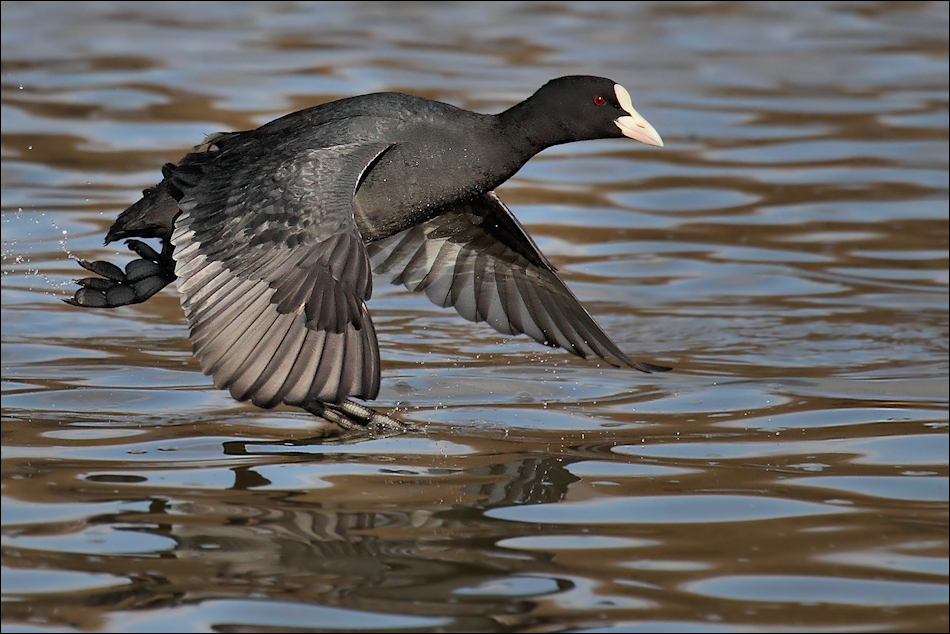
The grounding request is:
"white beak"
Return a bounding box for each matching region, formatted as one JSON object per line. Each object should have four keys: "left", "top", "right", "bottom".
{"left": 613, "top": 84, "right": 664, "bottom": 148}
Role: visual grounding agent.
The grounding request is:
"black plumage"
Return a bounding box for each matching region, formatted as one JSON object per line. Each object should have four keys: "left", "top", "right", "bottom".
{"left": 67, "top": 76, "right": 670, "bottom": 428}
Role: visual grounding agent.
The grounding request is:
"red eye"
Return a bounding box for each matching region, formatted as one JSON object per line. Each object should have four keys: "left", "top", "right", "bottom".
{"left": 593, "top": 95, "right": 606, "bottom": 106}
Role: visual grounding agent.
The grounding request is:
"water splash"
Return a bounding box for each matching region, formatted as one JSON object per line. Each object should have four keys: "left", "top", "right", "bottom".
{"left": 1, "top": 207, "right": 81, "bottom": 296}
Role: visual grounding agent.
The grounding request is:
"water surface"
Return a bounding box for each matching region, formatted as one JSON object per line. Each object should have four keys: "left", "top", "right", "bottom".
{"left": 2, "top": 2, "right": 948, "bottom": 632}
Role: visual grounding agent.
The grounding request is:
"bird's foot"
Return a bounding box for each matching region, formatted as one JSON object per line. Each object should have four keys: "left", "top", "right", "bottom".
{"left": 65, "top": 239, "right": 176, "bottom": 308}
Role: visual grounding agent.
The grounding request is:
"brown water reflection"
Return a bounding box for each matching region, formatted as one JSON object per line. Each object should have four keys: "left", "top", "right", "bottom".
{"left": 2, "top": 2, "right": 948, "bottom": 632}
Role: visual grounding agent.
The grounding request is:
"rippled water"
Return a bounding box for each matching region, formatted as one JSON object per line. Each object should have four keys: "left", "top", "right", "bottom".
{"left": 2, "top": 2, "right": 948, "bottom": 632}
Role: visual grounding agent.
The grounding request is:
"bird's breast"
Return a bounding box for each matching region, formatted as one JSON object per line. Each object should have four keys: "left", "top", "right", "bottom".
{"left": 351, "top": 132, "right": 526, "bottom": 242}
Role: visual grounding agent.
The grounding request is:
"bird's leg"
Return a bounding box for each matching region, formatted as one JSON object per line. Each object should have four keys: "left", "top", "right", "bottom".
{"left": 65, "top": 239, "right": 177, "bottom": 308}
{"left": 303, "top": 399, "right": 409, "bottom": 435}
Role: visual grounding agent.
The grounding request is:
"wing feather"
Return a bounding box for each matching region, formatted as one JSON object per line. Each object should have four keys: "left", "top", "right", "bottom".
{"left": 368, "top": 192, "right": 669, "bottom": 372}
{"left": 170, "top": 141, "right": 393, "bottom": 406}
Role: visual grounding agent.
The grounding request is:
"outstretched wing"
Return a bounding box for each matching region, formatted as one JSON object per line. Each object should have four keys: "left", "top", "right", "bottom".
{"left": 169, "top": 140, "right": 393, "bottom": 407}
{"left": 368, "top": 192, "right": 669, "bottom": 373}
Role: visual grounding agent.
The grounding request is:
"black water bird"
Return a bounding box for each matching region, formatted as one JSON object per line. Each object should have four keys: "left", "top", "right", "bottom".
{"left": 67, "top": 76, "right": 670, "bottom": 429}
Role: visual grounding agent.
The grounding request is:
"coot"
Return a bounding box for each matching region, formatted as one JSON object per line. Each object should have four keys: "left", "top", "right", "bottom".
{"left": 67, "top": 76, "right": 669, "bottom": 430}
